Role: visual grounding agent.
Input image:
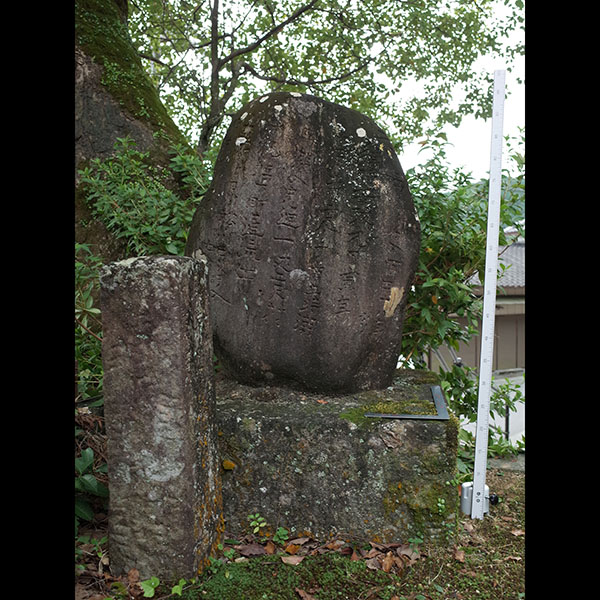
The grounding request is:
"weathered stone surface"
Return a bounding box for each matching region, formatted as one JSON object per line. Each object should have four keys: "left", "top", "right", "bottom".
{"left": 215, "top": 370, "right": 458, "bottom": 543}
{"left": 186, "top": 92, "right": 420, "bottom": 392}
{"left": 100, "top": 255, "right": 223, "bottom": 579}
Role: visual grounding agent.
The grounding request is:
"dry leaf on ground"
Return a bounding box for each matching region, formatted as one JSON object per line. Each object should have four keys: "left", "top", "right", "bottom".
{"left": 289, "top": 536, "right": 311, "bottom": 545}
{"left": 264, "top": 541, "right": 277, "bottom": 554}
{"left": 453, "top": 547, "right": 466, "bottom": 563}
{"left": 381, "top": 551, "right": 395, "bottom": 573}
{"left": 365, "top": 557, "right": 381, "bottom": 571}
{"left": 235, "top": 543, "right": 267, "bottom": 557}
{"left": 295, "top": 588, "right": 317, "bottom": 600}
{"left": 281, "top": 555, "right": 305, "bottom": 566}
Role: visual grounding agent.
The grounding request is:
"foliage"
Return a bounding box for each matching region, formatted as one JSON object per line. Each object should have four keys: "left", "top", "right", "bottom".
{"left": 273, "top": 526, "right": 290, "bottom": 545}
{"left": 75, "top": 243, "right": 104, "bottom": 401}
{"left": 443, "top": 363, "right": 525, "bottom": 480}
{"left": 399, "top": 130, "right": 524, "bottom": 368}
{"left": 75, "top": 533, "right": 109, "bottom": 575}
{"left": 77, "top": 135, "right": 209, "bottom": 257}
{"left": 127, "top": 0, "right": 524, "bottom": 157}
{"left": 75, "top": 447, "right": 108, "bottom": 532}
{"left": 248, "top": 512, "right": 268, "bottom": 535}
{"left": 139, "top": 576, "right": 160, "bottom": 597}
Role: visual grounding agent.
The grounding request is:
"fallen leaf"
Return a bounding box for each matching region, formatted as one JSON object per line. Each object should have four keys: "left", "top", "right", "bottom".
{"left": 382, "top": 551, "right": 395, "bottom": 573}
{"left": 397, "top": 544, "right": 419, "bottom": 561}
{"left": 510, "top": 529, "right": 525, "bottom": 537}
{"left": 463, "top": 521, "right": 475, "bottom": 533}
{"left": 365, "top": 557, "right": 381, "bottom": 571}
{"left": 281, "top": 555, "right": 304, "bottom": 566}
{"left": 264, "top": 541, "right": 277, "bottom": 555}
{"left": 325, "top": 539, "right": 346, "bottom": 550}
{"left": 339, "top": 545, "right": 353, "bottom": 556}
{"left": 453, "top": 547, "right": 466, "bottom": 563}
{"left": 505, "top": 555, "right": 522, "bottom": 561}
{"left": 295, "top": 588, "right": 317, "bottom": 600}
{"left": 350, "top": 550, "right": 361, "bottom": 561}
{"left": 235, "top": 543, "right": 267, "bottom": 557}
{"left": 289, "top": 536, "right": 311, "bottom": 545}
{"left": 284, "top": 543, "right": 302, "bottom": 555}
{"left": 127, "top": 568, "right": 140, "bottom": 584}
{"left": 370, "top": 542, "right": 389, "bottom": 552}
{"left": 393, "top": 556, "right": 406, "bottom": 572}
{"left": 316, "top": 399, "right": 328, "bottom": 404}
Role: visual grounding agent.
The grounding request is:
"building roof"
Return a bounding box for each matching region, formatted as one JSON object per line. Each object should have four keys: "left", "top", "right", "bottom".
{"left": 469, "top": 237, "right": 525, "bottom": 295}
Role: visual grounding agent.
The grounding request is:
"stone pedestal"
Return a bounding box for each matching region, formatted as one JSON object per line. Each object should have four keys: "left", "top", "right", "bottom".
{"left": 215, "top": 369, "right": 458, "bottom": 543}
{"left": 100, "top": 255, "right": 223, "bottom": 579}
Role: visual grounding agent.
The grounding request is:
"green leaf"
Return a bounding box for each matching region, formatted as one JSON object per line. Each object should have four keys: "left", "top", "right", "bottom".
{"left": 140, "top": 576, "right": 160, "bottom": 597}
{"left": 75, "top": 497, "right": 94, "bottom": 521}
{"left": 75, "top": 447, "right": 94, "bottom": 474}
{"left": 171, "top": 578, "right": 187, "bottom": 596}
{"left": 76, "top": 473, "right": 109, "bottom": 497}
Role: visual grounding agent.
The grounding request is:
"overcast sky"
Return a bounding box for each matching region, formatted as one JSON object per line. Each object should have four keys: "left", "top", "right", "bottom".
{"left": 399, "top": 51, "right": 525, "bottom": 181}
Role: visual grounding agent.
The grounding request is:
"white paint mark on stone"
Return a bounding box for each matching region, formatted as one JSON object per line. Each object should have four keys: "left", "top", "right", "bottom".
{"left": 274, "top": 105, "right": 283, "bottom": 112}
{"left": 290, "top": 92, "right": 301, "bottom": 97}
{"left": 356, "top": 127, "right": 367, "bottom": 138}
{"left": 259, "top": 95, "right": 269, "bottom": 102}
{"left": 235, "top": 137, "right": 247, "bottom": 146}
{"left": 240, "top": 112, "right": 248, "bottom": 120}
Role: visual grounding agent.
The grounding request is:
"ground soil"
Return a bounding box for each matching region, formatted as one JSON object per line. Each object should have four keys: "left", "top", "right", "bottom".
{"left": 75, "top": 464, "right": 524, "bottom": 600}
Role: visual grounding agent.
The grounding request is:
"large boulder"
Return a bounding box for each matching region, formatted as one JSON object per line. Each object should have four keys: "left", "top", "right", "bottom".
{"left": 186, "top": 92, "right": 420, "bottom": 392}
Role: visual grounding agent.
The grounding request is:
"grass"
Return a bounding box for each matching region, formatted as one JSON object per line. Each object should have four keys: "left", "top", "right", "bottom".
{"left": 75, "top": 465, "right": 524, "bottom": 600}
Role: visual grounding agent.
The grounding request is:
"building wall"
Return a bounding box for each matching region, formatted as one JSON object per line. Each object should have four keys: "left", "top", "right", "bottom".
{"left": 428, "top": 308, "right": 525, "bottom": 372}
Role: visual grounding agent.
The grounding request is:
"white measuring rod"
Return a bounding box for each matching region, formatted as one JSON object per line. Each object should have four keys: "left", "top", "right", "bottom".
{"left": 470, "top": 69, "right": 506, "bottom": 520}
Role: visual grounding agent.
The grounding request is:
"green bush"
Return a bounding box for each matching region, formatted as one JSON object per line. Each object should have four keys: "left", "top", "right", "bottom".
{"left": 77, "top": 135, "right": 208, "bottom": 257}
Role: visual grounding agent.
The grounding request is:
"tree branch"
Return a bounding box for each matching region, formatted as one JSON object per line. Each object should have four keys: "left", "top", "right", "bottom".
{"left": 240, "top": 58, "right": 371, "bottom": 88}
{"left": 219, "top": 0, "right": 320, "bottom": 68}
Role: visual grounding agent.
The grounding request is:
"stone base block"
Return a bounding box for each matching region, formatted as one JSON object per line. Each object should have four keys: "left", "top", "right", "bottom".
{"left": 215, "top": 369, "right": 458, "bottom": 544}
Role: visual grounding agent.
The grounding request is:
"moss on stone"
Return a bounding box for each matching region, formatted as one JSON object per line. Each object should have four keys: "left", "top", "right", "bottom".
{"left": 338, "top": 369, "right": 440, "bottom": 427}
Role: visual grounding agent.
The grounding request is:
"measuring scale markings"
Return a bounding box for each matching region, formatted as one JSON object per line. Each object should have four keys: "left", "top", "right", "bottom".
{"left": 470, "top": 69, "right": 506, "bottom": 520}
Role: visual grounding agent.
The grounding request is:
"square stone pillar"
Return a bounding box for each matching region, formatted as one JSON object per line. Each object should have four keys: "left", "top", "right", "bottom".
{"left": 100, "top": 255, "right": 223, "bottom": 580}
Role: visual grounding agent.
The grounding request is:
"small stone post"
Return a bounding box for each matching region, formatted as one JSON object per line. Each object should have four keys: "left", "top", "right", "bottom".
{"left": 100, "top": 255, "right": 222, "bottom": 580}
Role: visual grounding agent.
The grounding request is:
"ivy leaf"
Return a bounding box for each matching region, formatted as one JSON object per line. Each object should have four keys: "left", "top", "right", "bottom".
{"left": 140, "top": 576, "right": 160, "bottom": 597}
{"left": 171, "top": 578, "right": 187, "bottom": 596}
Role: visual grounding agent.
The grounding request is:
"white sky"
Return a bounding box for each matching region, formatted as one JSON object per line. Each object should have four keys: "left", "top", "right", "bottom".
{"left": 399, "top": 37, "right": 525, "bottom": 180}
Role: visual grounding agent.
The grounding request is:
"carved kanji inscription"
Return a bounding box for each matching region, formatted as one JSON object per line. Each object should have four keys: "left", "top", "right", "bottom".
{"left": 186, "top": 92, "right": 420, "bottom": 392}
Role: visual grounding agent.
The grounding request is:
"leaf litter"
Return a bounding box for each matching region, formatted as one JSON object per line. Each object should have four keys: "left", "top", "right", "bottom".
{"left": 220, "top": 530, "right": 423, "bottom": 579}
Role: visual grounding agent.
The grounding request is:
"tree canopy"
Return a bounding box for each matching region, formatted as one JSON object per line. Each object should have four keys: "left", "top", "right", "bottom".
{"left": 127, "top": 0, "right": 524, "bottom": 158}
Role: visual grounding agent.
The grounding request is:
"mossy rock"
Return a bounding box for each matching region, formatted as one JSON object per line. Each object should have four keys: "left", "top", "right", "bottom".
{"left": 215, "top": 369, "right": 458, "bottom": 544}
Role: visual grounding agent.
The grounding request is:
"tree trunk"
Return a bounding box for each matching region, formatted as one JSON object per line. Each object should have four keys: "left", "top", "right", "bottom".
{"left": 75, "top": 0, "right": 188, "bottom": 263}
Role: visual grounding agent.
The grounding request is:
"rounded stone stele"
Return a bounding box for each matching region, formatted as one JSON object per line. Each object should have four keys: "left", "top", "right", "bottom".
{"left": 186, "top": 92, "right": 420, "bottom": 392}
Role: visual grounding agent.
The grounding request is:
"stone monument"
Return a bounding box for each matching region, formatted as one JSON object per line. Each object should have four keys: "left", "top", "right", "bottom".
{"left": 184, "top": 92, "right": 457, "bottom": 542}
{"left": 100, "top": 256, "right": 223, "bottom": 579}
{"left": 98, "top": 94, "right": 457, "bottom": 576}
{"left": 185, "top": 92, "right": 421, "bottom": 392}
